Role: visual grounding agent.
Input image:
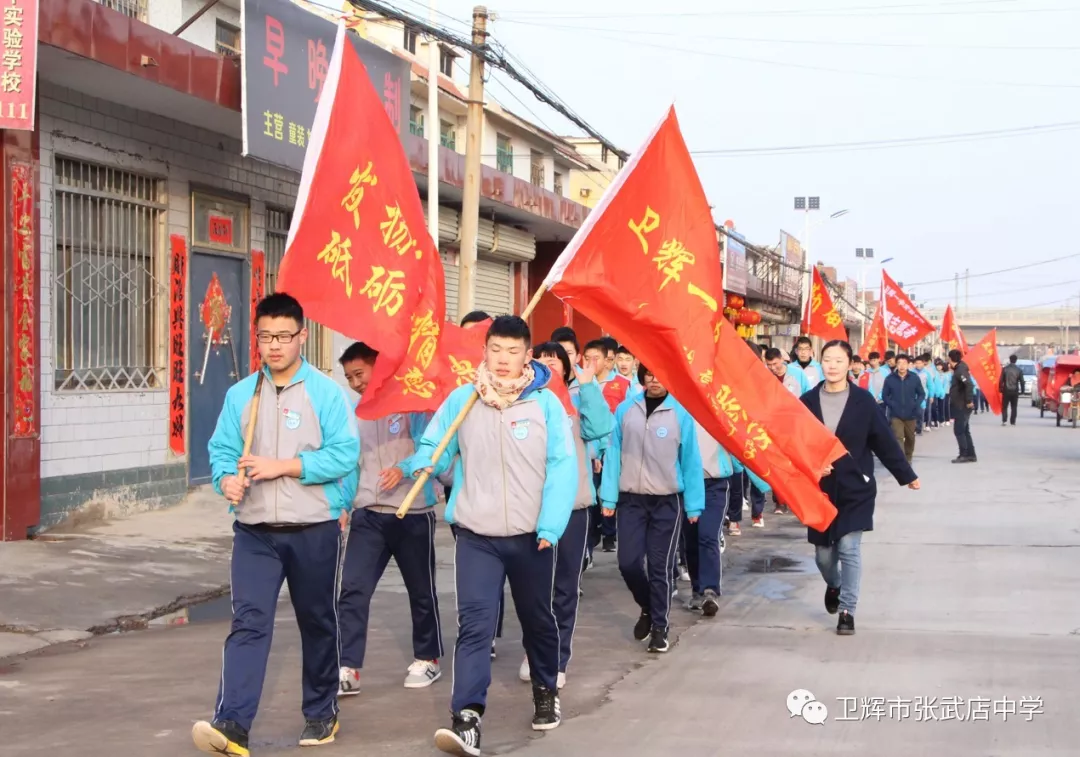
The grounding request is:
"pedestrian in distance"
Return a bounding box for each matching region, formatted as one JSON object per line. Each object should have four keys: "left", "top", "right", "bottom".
{"left": 792, "top": 336, "right": 825, "bottom": 386}
{"left": 1000, "top": 354, "right": 1023, "bottom": 426}
{"left": 336, "top": 342, "right": 444, "bottom": 698}
{"left": 193, "top": 293, "right": 360, "bottom": 756}
{"left": 518, "top": 342, "right": 614, "bottom": 690}
{"left": 766, "top": 347, "right": 812, "bottom": 397}
{"left": 800, "top": 340, "right": 920, "bottom": 636}
{"left": 949, "top": 349, "right": 977, "bottom": 463}
{"left": 404, "top": 315, "right": 577, "bottom": 756}
{"left": 583, "top": 338, "right": 625, "bottom": 552}
{"left": 881, "top": 355, "right": 926, "bottom": 464}
{"left": 600, "top": 365, "right": 705, "bottom": 654}
{"left": 862, "top": 351, "right": 890, "bottom": 403}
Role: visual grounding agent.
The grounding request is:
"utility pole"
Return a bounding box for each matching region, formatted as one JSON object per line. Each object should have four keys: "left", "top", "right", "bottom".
{"left": 426, "top": 0, "right": 440, "bottom": 253}
{"left": 456, "top": 5, "right": 487, "bottom": 323}
{"left": 964, "top": 268, "right": 969, "bottom": 315}
{"left": 954, "top": 272, "right": 959, "bottom": 312}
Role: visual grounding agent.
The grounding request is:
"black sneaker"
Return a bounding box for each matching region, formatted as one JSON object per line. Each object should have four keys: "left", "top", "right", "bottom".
{"left": 824, "top": 585, "right": 841, "bottom": 615}
{"left": 633, "top": 610, "right": 651, "bottom": 641}
{"left": 837, "top": 611, "right": 855, "bottom": 636}
{"left": 192, "top": 719, "right": 250, "bottom": 756}
{"left": 648, "top": 627, "right": 670, "bottom": 653}
{"left": 434, "top": 709, "right": 482, "bottom": 756}
{"left": 602, "top": 536, "right": 616, "bottom": 553}
{"left": 299, "top": 715, "right": 339, "bottom": 747}
{"left": 531, "top": 683, "right": 562, "bottom": 731}
{"left": 701, "top": 590, "right": 720, "bottom": 618}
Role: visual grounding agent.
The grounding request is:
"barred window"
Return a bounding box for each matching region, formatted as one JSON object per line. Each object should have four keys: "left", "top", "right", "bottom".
{"left": 53, "top": 158, "right": 167, "bottom": 392}
{"left": 94, "top": 0, "right": 147, "bottom": 22}
{"left": 264, "top": 207, "right": 333, "bottom": 373}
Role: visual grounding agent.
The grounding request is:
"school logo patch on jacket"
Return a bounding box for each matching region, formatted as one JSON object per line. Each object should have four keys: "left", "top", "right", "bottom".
{"left": 511, "top": 419, "right": 530, "bottom": 440}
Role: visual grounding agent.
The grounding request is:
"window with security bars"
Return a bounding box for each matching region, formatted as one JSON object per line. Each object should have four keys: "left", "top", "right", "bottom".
{"left": 94, "top": 0, "right": 147, "bottom": 21}
{"left": 53, "top": 157, "right": 167, "bottom": 392}
{"left": 216, "top": 20, "right": 241, "bottom": 57}
{"left": 264, "top": 207, "right": 333, "bottom": 373}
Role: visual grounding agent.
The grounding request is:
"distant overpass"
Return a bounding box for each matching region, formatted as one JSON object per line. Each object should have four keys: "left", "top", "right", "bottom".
{"left": 922, "top": 307, "right": 1080, "bottom": 357}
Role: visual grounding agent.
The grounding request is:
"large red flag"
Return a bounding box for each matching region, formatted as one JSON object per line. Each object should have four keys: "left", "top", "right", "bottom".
{"left": 964, "top": 328, "right": 1003, "bottom": 415}
{"left": 940, "top": 304, "right": 968, "bottom": 353}
{"left": 864, "top": 302, "right": 889, "bottom": 357}
{"left": 277, "top": 22, "right": 441, "bottom": 406}
{"left": 543, "top": 107, "right": 844, "bottom": 532}
{"left": 803, "top": 266, "right": 847, "bottom": 342}
{"left": 880, "top": 271, "right": 934, "bottom": 349}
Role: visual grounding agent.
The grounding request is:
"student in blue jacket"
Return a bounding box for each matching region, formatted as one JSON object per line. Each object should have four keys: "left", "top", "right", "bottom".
{"left": 404, "top": 316, "right": 577, "bottom": 755}
{"left": 336, "top": 342, "right": 443, "bottom": 697}
{"left": 194, "top": 293, "right": 359, "bottom": 756}
{"left": 600, "top": 364, "right": 704, "bottom": 654}
{"left": 792, "top": 336, "right": 825, "bottom": 386}
{"left": 691, "top": 423, "right": 770, "bottom": 615}
{"left": 524, "top": 342, "right": 614, "bottom": 689}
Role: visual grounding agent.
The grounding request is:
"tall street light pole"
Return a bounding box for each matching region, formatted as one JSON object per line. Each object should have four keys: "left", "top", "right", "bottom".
{"left": 795, "top": 196, "right": 849, "bottom": 330}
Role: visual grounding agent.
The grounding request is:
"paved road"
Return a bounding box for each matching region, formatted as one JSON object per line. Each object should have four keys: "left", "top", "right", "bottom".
{"left": 2, "top": 406, "right": 1077, "bottom": 756}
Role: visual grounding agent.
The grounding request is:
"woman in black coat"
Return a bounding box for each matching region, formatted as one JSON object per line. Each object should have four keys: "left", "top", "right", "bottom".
{"left": 800, "top": 340, "right": 920, "bottom": 636}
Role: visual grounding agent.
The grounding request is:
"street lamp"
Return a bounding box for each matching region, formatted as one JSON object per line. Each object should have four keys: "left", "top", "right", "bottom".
{"left": 795, "top": 197, "right": 850, "bottom": 330}
{"left": 856, "top": 250, "right": 895, "bottom": 345}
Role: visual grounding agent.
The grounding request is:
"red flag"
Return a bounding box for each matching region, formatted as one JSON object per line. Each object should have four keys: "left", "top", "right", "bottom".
{"left": 804, "top": 267, "right": 847, "bottom": 342}
{"left": 864, "top": 302, "right": 889, "bottom": 357}
{"left": 601, "top": 375, "right": 631, "bottom": 413}
{"left": 547, "top": 369, "right": 578, "bottom": 418}
{"left": 880, "top": 271, "right": 934, "bottom": 349}
{"left": 277, "top": 22, "right": 441, "bottom": 406}
{"left": 964, "top": 328, "right": 1003, "bottom": 415}
{"left": 940, "top": 305, "right": 968, "bottom": 353}
{"left": 543, "top": 107, "right": 843, "bottom": 532}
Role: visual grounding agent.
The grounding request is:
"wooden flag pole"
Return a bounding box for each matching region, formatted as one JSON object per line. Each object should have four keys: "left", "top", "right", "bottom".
{"left": 233, "top": 370, "right": 266, "bottom": 505}
{"left": 395, "top": 285, "right": 549, "bottom": 519}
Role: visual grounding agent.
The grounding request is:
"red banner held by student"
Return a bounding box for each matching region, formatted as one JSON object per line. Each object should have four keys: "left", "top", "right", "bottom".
{"left": 543, "top": 107, "right": 844, "bottom": 532}
{"left": 276, "top": 22, "right": 440, "bottom": 405}
{"left": 940, "top": 304, "right": 968, "bottom": 354}
{"left": 864, "top": 302, "right": 889, "bottom": 358}
{"left": 880, "top": 271, "right": 934, "bottom": 349}
{"left": 803, "top": 266, "right": 847, "bottom": 342}
{"left": 964, "top": 328, "right": 1003, "bottom": 416}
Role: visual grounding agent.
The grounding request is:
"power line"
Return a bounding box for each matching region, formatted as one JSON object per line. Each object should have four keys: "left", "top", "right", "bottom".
{"left": 501, "top": 1, "right": 1080, "bottom": 20}
{"left": 497, "top": 19, "right": 1080, "bottom": 52}
{"left": 920, "top": 278, "right": 1080, "bottom": 303}
{"left": 345, "top": 0, "right": 628, "bottom": 160}
{"left": 583, "top": 31, "right": 1080, "bottom": 90}
{"left": 906, "top": 253, "right": 1080, "bottom": 287}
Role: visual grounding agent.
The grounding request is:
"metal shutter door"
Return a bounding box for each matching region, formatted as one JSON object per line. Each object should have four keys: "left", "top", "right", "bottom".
{"left": 441, "top": 251, "right": 459, "bottom": 320}
{"left": 474, "top": 258, "right": 513, "bottom": 317}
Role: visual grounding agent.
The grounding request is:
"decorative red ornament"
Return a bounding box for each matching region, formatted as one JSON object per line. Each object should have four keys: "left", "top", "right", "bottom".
{"left": 727, "top": 293, "right": 745, "bottom": 309}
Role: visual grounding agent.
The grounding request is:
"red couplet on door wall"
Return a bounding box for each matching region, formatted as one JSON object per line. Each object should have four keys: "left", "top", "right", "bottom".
{"left": 169, "top": 235, "right": 188, "bottom": 456}
{"left": 250, "top": 250, "right": 265, "bottom": 374}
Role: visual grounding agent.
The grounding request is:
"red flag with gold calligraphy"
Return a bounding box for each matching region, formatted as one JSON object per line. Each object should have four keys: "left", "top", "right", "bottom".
{"left": 803, "top": 267, "right": 847, "bottom": 342}
{"left": 864, "top": 301, "right": 888, "bottom": 357}
{"left": 940, "top": 304, "right": 968, "bottom": 353}
{"left": 880, "top": 270, "right": 934, "bottom": 349}
{"left": 964, "top": 328, "right": 1003, "bottom": 415}
{"left": 543, "top": 107, "right": 844, "bottom": 532}
{"left": 277, "top": 22, "right": 440, "bottom": 407}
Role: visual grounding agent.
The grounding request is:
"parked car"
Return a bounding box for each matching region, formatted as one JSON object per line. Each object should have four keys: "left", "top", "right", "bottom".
{"left": 1015, "top": 359, "right": 1037, "bottom": 396}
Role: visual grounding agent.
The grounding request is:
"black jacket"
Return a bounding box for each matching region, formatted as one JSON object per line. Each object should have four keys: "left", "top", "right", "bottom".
{"left": 1000, "top": 363, "right": 1023, "bottom": 394}
{"left": 881, "top": 371, "right": 926, "bottom": 421}
{"left": 800, "top": 385, "right": 917, "bottom": 547}
{"left": 949, "top": 361, "right": 975, "bottom": 410}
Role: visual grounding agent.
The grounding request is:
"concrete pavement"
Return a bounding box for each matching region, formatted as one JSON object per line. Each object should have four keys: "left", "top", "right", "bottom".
{"left": 1, "top": 405, "right": 1077, "bottom": 755}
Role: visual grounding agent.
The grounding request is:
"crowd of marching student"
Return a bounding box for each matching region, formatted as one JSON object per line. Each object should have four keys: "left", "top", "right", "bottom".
{"left": 191, "top": 293, "right": 918, "bottom": 757}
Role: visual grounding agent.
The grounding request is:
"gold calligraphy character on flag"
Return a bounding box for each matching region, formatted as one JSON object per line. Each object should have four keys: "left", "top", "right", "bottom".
{"left": 359, "top": 265, "right": 406, "bottom": 316}
{"left": 342, "top": 162, "right": 379, "bottom": 229}
{"left": 380, "top": 203, "right": 420, "bottom": 259}
{"left": 316, "top": 231, "right": 354, "bottom": 297}
{"left": 396, "top": 366, "right": 436, "bottom": 399}
{"left": 825, "top": 310, "right": 843, "bottom": 328}
{"left": 811, "top": 283, "right": 823, "bottom": 313}
{"left": 449, "top": 355, "right": 476, "bottom": 386}
{"left": 743, "top": 422, "right": 773, "bottom": 459}
{"left": 688, "top": 282, "right": 718, "bottom": 312}
{"left": 710, "top": 384, "right": 749, "bottom": 428}
{"left": 408, "top": 310, "right": 440, "bottom": 369}
{"left": 699, "top": 369, "right": 714, "bottom": 385}
{"left": 628, "top": 206, "right": 661, "bottom": 253}
{"left": 653, "top": 239, "right": 695, "bottom": 291}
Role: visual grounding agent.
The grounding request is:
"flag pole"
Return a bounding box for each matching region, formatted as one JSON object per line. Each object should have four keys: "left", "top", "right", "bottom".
{"left": 395, "top": 284, "right": 549, "bottom": 518}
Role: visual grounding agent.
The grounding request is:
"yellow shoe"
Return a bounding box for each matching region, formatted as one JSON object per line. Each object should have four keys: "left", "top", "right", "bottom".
{"left": 298, "top": 716, "right": 340, "bottom": 747}
{"left": 192, "top": 720, "right": 250, "bottom": 756}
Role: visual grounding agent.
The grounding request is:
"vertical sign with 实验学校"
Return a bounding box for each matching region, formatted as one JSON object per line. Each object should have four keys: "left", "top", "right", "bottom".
{"left": 241, "top": 0, "right": 410, "bottom": 172}
{"left": 0, "top": 0, "right": 39, "bottom": 131}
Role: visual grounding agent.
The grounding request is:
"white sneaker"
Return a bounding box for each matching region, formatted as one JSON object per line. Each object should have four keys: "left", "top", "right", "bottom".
{"left": 519, "top": 656, "right": 531, "bottom": 682}
{"left": 339, "top": 666, "right": 361, "bottom": 697}
{"left": 404, "top": 659, "right": 441, "bottom": 689}
{"left": 742, "top": 499, "right": 750, "bottom": 512}
{"left": 557, "top": 672, "right": 566, "bottom": 690}
{"left": 678, "top": 565, "right": 691, "bottom": 582}
{"left": 720, "top": 532, "right": 727, "bottom": 554}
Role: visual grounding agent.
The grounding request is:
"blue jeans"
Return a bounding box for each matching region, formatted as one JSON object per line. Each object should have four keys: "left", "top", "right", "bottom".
{"left": 814, "top": 530, "right": 863, "bottom": 615}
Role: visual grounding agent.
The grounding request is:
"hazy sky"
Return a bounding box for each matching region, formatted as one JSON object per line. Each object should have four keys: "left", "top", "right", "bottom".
{"left": 382, "top": 0, "right": 1080, "bottom": 312}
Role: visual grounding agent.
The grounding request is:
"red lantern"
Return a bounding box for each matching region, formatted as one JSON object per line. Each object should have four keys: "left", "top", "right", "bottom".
{"left": 727, "top": 294, "right": 745, "bottom": 310}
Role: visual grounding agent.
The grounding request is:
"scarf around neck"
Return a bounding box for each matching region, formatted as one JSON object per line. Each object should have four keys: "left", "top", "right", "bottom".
{"left": 474, "top": 361, "right": 536, "bottom": 410}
